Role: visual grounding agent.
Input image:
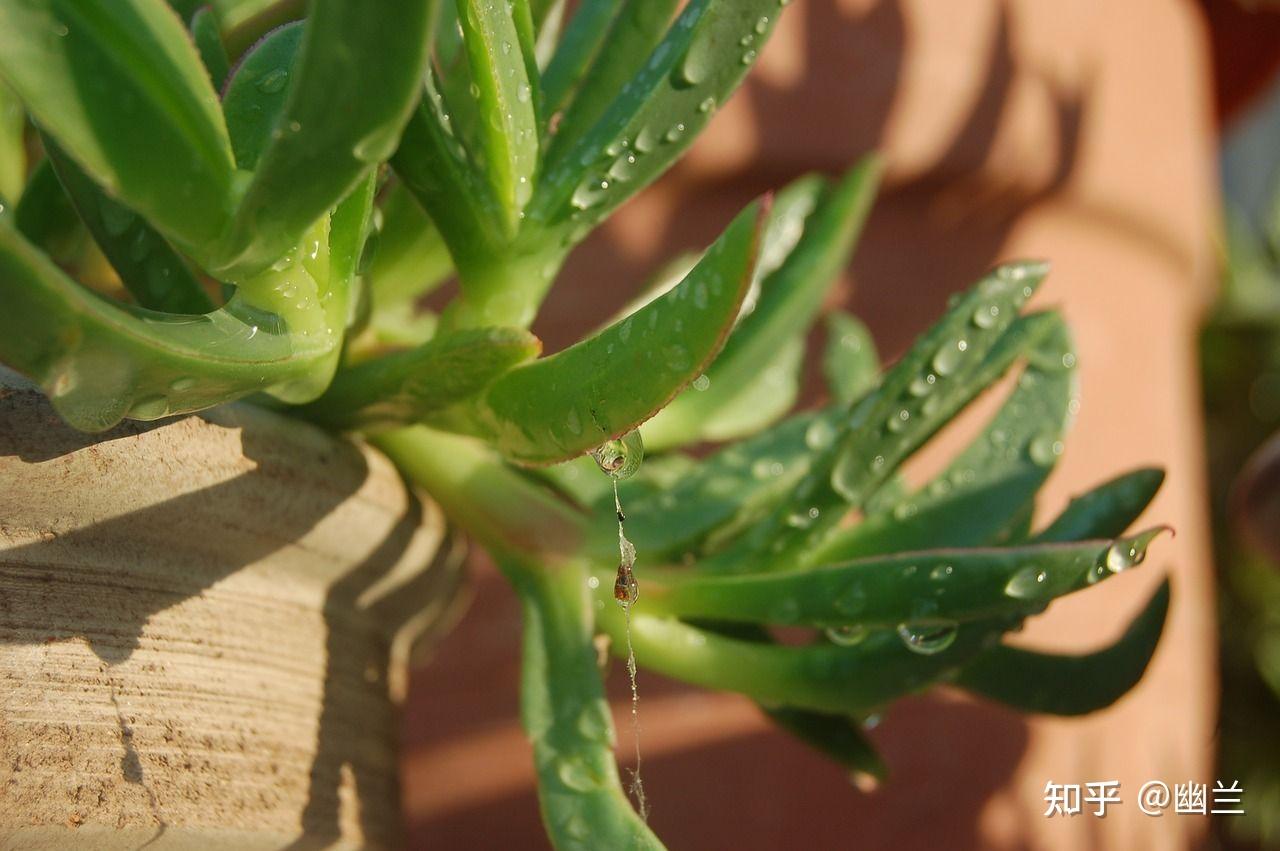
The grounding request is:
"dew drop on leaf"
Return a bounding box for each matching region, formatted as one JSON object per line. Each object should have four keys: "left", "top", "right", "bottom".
{"left": 826, "top": 624, "right": 868, "bottom": 646}
{"left": 1004, "top": 566, "right": 1049, "bottom": 599}
{"left": 896, "top": 621, "right": 959, "bottom": 655}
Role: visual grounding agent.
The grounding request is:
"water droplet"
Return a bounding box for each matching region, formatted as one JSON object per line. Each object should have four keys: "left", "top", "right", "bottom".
{"left": 256, "top": 68, "right": 288, "bottom": 94}
{"left": 576, "top": 705, "right": 611, "bottom": 742}
{"left": 1004, "top": 566, "right": 1049, "bottom": 599}
{"left": 665, "top": 123, "right": 686, "bottom": 143}
{"left": 804, "top": 417, "right": 837, "bottom": 450}
{"left": 1028, "top": 435, "right": 1064, "bottom": 466}
{"left": 169, "top": 377, "right": 196, "bottom": 393}
{"left": 826, "top": 624, "right": 868, "bottom": 646}
{"left": 692, "top": 374, "right": 711, "bottom": 391}
{"left": 932, "top": 340, "right": 967, "bottom": 376}
{"left": 130, "top": 394, "right": 168, "bottom": 419}
{"left": 930, "top": 564, "right": 953, "bottom": 581}
{"left": 887, "top": 409, "right": 910, "bottom": 432}
{"left": 565, "top": 407, "right": 583, "bottom": 436}
{"left": 557, "top": 756, "right": 600, "bottom": 791}
{"left": 589, "top": 430, "right": 644, "bottom": 480}
{"left": 517, "top": 83, "right": 531, "bottom": 103}
{"left": 972, "top": 304, "right": 1000, "bottom": 328}
{"left": 755, "top": 15, "right": 770, "bottom": 33}
{"left": 896, "top": 621, "right": 959, "bottom": 655}
{"left": 98, "top": 199, "right": 135, "bottom": 237}
{"left": 587, "top": 575, "right": 599, "bottom": 590}
{"left": 1105, "top": 539, "right": 1145, "bottom": 573}
{"left": 741, "top": 49, "right": 758, "bottom": 65}
{"left": 909, "top": 374, "right": 937, "bottom": 396}
{"left": 699, "top": 96, "right": 717, "bottom": 113}
{"left": 1061, "top": 352, "right": 1077, "bottom": 369}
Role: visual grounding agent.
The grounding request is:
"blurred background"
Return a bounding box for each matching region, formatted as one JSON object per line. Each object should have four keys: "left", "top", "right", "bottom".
{"left": 401, "top": 1, "right": 1280, "bottom": 847}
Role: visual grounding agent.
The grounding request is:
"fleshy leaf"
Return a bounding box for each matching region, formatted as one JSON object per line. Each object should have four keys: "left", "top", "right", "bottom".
{"left": 366, "top": 180, "right": 455, "bottom": 308}
{"left": 1033, "top": 468, "right": 1166, "bottom": 543}
{"left": 0, "top": 0, "right": 237, "bottom": 255}
{"left": 766, "top": 707, "right": 888, "bottom": 781}
{"left": 513, "top": 565, "right": 664, "bottom": 851}
{"left": 955, "top": 580, "right": 1170, "bottom": 715}
{"left": 300, "top": 327, "right": 541, "bottom": 431}
{"left": 823, "top": 311, "right": 879, "bottom": 406}
{"left": 811, "top": 312, "right": 1075, "bottom": 563}
{"left": 643, "top": 160, "right": 878, "bottom": 449}
{"left": 454, "top": 200, "right": 764, "bottom": 464}
{"left": 528, "top": 0, "right": 786, "bottom": 244}
{"left": 0, "top": 214, "right": 340, "bottom": 431}
{"left": 189, "top": 6, "right": 230, "bottom": 89}
{"left": 642, "top": 529, "right": 1169, "bottom": 629}
{"left": 0, "top": 81, "right": 25, "bottom": 206}
{"left": 452, "top": 0, "right": 539, "bottom": 237}
{"left": 209, "top": 0, "right": 436, "bottom": 276}
{"left": 42, "top": 137, "right": 214, "bottom": 314}
{"left": 539, "top": 0, "right": 623, "bottom": 115}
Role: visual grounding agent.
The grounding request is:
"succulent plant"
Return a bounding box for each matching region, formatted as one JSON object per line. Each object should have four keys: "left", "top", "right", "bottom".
{"left": 0, "top": 1, "right": 1170, "bottom": 848}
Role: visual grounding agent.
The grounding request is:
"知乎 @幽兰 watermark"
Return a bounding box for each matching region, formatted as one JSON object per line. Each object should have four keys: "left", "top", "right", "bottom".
{"left": 1043, "top": 780, "right": 1245, "bottom": 817}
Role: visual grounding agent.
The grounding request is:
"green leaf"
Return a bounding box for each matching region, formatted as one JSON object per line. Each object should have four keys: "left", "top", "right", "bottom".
{"left": 0, "top": 0, "right": 237, "bottom": 254}
{"left": 528, "top": 0, "right": 786, "bottom": 243}
{"left": 219, "top": 21, "right": 303, "bottom": 170}
{"left": 1033, "top": 468, "right": 1165, "bottom": 543}
{"left": 366, "top": 180, "right": 454, "bottom": 308}
{"left": 543, "top": 0, "right": 680, "bottom": 151}
{"left": 210, "top": 0, "right": 436, "bottom": 277}
{"left": 643, "top": 159, "right": 879, "bottom": 449}
{"left": 706, "top": 262, "right": 1049, "bottom": 573}
{"left": 452, "top": 0, "right": 539, "bottom": 237}
{"left": 955, "top": 579, "right": 1170, "bottom": 716}
{"left": 454, "top": 200, "right": 764, "bottom": 464}
{"left": 218, "top": 0, "right": 307, "bottom": 60}
{"left": 823, "top": 311, "right": 879, "bottom": 406}
{"left": 328, "top": 172, "right": 377, "bottom": 301}
{"left": 539, "top": 0, "right": 620, "bottom": 113}
{"left": 189, "top": 6, "right": 230, "bottom": 90}
{"left": 299, "top": 327, "right": 541, "bottom": 431}
{"left": 810, "top": 312, "right": 1075, "bottom": 563}
{"left": 14, "top": 159, "right": 87, "bottom": 264}
{"left": 511, "top": 564, "right": 664, "bottom": 851}
{"left": 766, "top": 706, "right": 887, "bottom": 781}
{"left": 642, "top": 528, "right": 1169, "bottom": 629}
{"left": 0, "top": 215, "right": 340, "bottom": 431}
{"left": 602, "top": 605, "right": 1010, "bottom": 717}
{"left": 0, "top": 81, "right": 26, "bottom": 206}
{"left": 43, "top": 136, "right": 214, "bottom": 314}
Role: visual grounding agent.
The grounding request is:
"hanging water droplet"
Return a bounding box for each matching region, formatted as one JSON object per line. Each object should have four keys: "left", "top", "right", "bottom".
{"left": 826, "top": 624, "right": 868, "bottom": 646}
{"left": 896, "top": 621, "right": 959, "bottom": 655}
{"left": 699, "top": 96, "right": 717, "bottom": 114}
{"left": 741, "top": 49, "right": 758, "bottom": 65}
{"left": 1004, "top": 566, "right": 1049, "bottom": 599}
{"left": 130, "top": 394, "right": 169, "bottom": 419}
{"left": 755, "top": 15, "right": 770, "bottom": 33}
{"left": 1105, "top": 538, "right": 1146, "bottom": 573}
{"left": 590, "top": 430, "right": 644, "bottom": 480}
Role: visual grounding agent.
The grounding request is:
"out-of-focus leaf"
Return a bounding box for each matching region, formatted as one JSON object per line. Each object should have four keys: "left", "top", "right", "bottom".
{"left": 766, "top": 707, "right": 887, "bottom": 781}
{"left": 43, "top": 137, "right": 213, "bottom": 314}
{"left": 452, "top": 201, "right": 763, "bottom": 464}
{"left": 823, "top": 311, "right": 879, "bottom": 406}
{"left": 301, "top": 327, "right": 540, "bottom": 430}
{"left": 0, "top": 0, "right": 237, "bottom": 255}
{"left": 210, "top": 0, "right": 436, "bottom": 277}
{"left": 539, "top": 0, "right": 620, "bottom": 114}
{"left": 366, "top": 180, "right": 454, "bottom": 308}
{"left": 1033, "top": 468, "right": 1165, "bottom": 543}
{"left": 511, "top": 564, "right": 664, "bottom": 851}
{"left": 643, "top": 159, "right": 879, "bottom": 449}
{"left": 452, "top": 0, "right": 539, "bottom": 237}
{"left": 528, "top": 0, "right": 786, "bottom": 244}
{"left": 811, "top": 313, "right": 1075, "bottom": 563}
{"left": 190, "top": 6, "right": 230, "bottom": 89}
{"left": 706, "top": 263, "right": 1048, "bottom": 573}
{"left": 15, "top": 159, "right": 86, "bottom": 264}
{"left": 644, "top": 529, "right": 1168, "bottom": 628}
{"left": 0, "top": 81, "right": 25, "bottom": 206}
{"left": 955, "top": 580, "right": 1170, "bottom": 715}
